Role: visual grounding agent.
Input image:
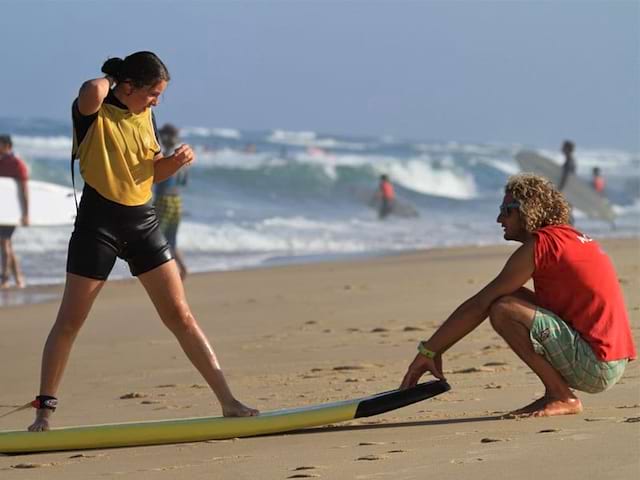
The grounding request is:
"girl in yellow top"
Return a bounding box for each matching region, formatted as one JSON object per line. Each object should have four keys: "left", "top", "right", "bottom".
{"left": 29, "top": 51, "right": 257, "bottom": 432}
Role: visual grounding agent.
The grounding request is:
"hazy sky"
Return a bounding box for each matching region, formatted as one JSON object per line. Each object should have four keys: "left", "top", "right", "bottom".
{"left": 1, "top": 0, "right": 638, "bottom": 150}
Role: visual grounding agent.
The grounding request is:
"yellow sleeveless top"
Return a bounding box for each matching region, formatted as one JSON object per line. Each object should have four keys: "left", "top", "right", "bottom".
{"left": 74, "top": 103, "right": 160, "bottom": 206}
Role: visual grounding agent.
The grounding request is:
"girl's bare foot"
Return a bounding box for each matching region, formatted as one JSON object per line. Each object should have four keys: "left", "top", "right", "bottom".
{"left": 28, "top": 410, "right": 52, "bottom": 432}
{"left": 222, "top": 399, "right": 259, "bottom": 417}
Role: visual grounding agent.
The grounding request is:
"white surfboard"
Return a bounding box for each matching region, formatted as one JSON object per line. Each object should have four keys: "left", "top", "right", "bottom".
{"left": 0, "top": 177, "right": 78, "bottom": 226}
{"left": 515, "top": 150, "right": 616, "bottom": 224}
{"left": 0, "top": 380, "right": 450, "bottom": 453}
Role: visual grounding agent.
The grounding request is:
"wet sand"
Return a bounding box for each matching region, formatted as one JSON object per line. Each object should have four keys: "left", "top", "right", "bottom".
{"left": 1, "top": 238, "right": 639, "bottom": 479}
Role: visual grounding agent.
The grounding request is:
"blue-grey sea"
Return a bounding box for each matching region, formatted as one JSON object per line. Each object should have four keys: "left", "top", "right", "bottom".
{"left": 1, "top": 117, "right": 638, "bottom": 288}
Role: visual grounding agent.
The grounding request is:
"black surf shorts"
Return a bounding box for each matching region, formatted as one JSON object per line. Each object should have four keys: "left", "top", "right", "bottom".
{"left": 0, "top": 226, "right": 16, "bottom": 240}
{"left": 67, "top": 184, "right": 173, "bottom": 280}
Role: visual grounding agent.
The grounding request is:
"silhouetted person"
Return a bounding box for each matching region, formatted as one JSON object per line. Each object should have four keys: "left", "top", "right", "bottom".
{"left": 558, "top": 140, "right": 576, "bottom": 191}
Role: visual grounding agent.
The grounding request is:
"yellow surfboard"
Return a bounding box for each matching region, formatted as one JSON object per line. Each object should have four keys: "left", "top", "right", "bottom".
{"left": 0, "top": 380, "right": 450, "bottom": 454}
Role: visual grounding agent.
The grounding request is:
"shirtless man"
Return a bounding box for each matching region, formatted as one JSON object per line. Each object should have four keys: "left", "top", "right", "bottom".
{"left": 400, "top": 174, "right": 636, "bottom": 417}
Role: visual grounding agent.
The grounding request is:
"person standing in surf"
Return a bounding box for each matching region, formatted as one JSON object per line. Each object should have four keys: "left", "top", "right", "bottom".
{"left": 377, "top": 174, "right": 395, "bottom": 220}
{"left": 0, "top": 134, "right": 29, "bottom": 289}
{"left": 400, "top": 174, "right": 635, "bottom": 417}
{"left": 154, "top": 123, "right": 188, "bottom": 279}
{"left": 558, "top": 139, "right": 576, "bottom": 191}
{"left": 28, "top": 51, "right": 257, "bottom": 432}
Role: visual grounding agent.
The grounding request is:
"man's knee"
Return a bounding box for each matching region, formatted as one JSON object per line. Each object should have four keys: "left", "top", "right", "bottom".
{"left": 488, "top": 295, "right": 520, "bottom": 331}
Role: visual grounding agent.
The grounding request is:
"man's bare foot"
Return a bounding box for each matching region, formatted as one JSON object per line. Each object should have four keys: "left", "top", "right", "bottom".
{"left": 16, "top": 277, "right": 26, "bottom": 289}
{"left": 28, "top": 411, "right": 52, "bottom": 432}
{"left": 530, "top": 397, "right": 583, "bottom": 417}
{"left": 0, "top": 280, "right": 9, "bottom": 290}
{"left": 506, "top": 395, "right": 582, "bottom": 418}
{"left": 222, "top": 399, "right": 259, "bottom": 417}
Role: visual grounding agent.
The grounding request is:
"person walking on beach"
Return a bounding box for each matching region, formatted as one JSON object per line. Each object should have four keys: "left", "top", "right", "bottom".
{"left": 377, "top": 174, "right": 395, "bottom": 219}
{"left": 28, "top": 51, "right": 257, "bottom": 432}
{"left": 154, "top": 123, "right": 188, "bottom": 279}
{"left": 0, "top": 134, "right": 29, "bottom": 289}
{"left": 400, "top": 173, "right": 635, "bottom": 417}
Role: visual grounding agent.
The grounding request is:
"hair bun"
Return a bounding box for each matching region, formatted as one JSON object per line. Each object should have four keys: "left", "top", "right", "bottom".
{"left": 101, "top": 57, "right": 124, "bottom": 78}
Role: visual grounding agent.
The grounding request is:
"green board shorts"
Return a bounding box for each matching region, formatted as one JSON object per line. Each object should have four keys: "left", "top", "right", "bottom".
{"left": 530, "top": 308, "right": 628, "bottom": 394}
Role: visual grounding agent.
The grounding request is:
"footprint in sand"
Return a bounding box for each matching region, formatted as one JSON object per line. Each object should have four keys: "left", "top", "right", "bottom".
{"left": 358, "top": 441, "right": 386, "bottom": 446}
{"left": 333, "top": 365, "right": 366, "bottom": 371}
{"left": 484, "top": 383, "right": 502, "bottom": 389}
{"left": 69, "top": 453, "right": 105, "bottom": 459}
{"left": 155, "top": 384, "right": 178, "bottom": 388}
{"left": 370, "top": 327, "right": 389, "bottom": 333}
{"left": 452, "top": 366, "right": 496, "bottom": 374}
{"left": 538, "top": 429, "right": 561, "bottom": 433}
{"left": 481, "top": 437, "right": 508, "bottom": 443}
{"left": 119, "top": 392, "right": 147, "bottom": 399}
{"left": 289, "top": 466, "right": 321, "bottom": 478}
{"left": 403, "top": 326, "right": 424, "bottom": 332}
{"left": 624, "top": 417, "right": 640, "bottom": 423}
{"left": 12, "top": 463, "right": 54, "bottom": 469}
{"left": 356, "top": 454, "right": 388, "bottom": 461}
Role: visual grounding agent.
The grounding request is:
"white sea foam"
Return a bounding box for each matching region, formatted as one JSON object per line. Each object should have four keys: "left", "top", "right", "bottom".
{"left": 382, "top": 157, "right": 478, "bottom": 199}
{"left": 13, "top": 135, "right": 71, "bottom": 160}
{"left": 182, "top": 126, "right": 242, "bottom": 139}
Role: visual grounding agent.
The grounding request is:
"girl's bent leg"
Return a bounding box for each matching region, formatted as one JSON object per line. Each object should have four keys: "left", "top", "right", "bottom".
{"left": 28, "top": 273, "right": 105, "bottom": 431}
{"left": 138, "top": 260, "right": 257, "bottom": 417}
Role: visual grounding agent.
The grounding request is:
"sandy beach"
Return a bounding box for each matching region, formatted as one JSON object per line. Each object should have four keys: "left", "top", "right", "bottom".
{"left": 1, "top": 238, "right": 639, "bottom": 479}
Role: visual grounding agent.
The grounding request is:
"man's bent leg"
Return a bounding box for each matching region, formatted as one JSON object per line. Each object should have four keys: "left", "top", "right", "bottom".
{"left": 28, "top": 273, "right": 105, "bottom": 431}
{"left": 489, "top": 295, "right": 582, "bottom": 417}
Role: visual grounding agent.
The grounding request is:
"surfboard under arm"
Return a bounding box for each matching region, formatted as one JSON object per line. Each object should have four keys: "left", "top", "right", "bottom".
{"left": 0, "top": 380, "right": 450, "bottom": 454}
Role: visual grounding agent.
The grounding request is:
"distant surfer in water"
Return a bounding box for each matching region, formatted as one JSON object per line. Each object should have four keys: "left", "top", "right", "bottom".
{"left": 400, "top": 173, "right": 635, "bottom": 417}
{"left": 377, "top": 174, "right": 395, "bottom": 219}
{"left": 558, "top": 139, "right": 576, "bottom": 191}
{"left": 558, "top": 140, "right": 576, "bottom": 224}
{"left": 591, "top": 167, "right": 605, "bottom": 195}
{"left": 28, "top": 51, "right": 257, "bottom": 432}
{"left": 0, "top": 134, "right": 29, "bottom": 289}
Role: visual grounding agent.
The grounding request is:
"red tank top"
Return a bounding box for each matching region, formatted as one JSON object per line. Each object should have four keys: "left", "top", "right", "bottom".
{"left": 381, "top": 181, "right": 395, "bottom": 200}
{"left": 593, "top": 177, "right": 605, "bottom": 193}
{"left": 533, "top": 225, "right": 636, "bottom": 361}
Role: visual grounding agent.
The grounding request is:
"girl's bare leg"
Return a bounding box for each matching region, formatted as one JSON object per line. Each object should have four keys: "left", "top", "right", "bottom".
{"left": 138, "top": 260, "right": 257, "bottom": 417}
{"left": 28, "top": 273, "right": 105, "bottom": 431}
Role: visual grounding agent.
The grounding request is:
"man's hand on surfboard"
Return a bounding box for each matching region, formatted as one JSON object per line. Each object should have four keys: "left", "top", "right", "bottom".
{"left": 400, "top": 353, "right": 445, "bottom": 389}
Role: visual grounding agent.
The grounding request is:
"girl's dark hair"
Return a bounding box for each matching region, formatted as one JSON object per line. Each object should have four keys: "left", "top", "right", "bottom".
{"left": 101, "top": 51, "right": 170, "bottom": 89}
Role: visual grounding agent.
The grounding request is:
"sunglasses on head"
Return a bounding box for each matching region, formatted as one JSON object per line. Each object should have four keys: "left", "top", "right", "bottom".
{"left": 499, "top": 202, "right": 520, "bottom": 216}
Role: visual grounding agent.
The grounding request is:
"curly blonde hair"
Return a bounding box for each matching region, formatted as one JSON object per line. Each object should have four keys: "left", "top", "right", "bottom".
{"left": 506, "top": 174, "right": 571, "bottom": 232}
